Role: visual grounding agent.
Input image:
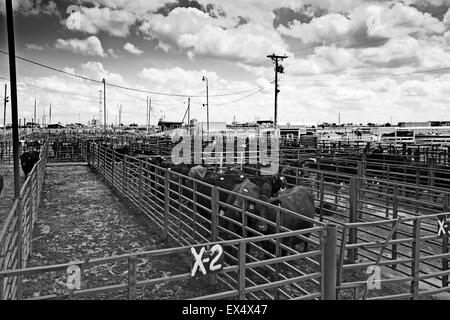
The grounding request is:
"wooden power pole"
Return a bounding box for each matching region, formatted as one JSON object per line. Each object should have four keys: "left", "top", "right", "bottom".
{"left": 267, "top": 54, "right": 288, "bottom": 129}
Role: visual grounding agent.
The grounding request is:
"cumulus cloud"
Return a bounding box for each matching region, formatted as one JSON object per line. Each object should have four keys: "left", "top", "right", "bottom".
{"left": 278, "top": 3, "right": 446, "bottom": 45}
{"left": 123, "top": 43, "right": 144, "bottom": 55}
{"left": 62, "top": 6, "right": 137, "bottom": 37}
{"left": 81, "top": 61, "right": 126, "bottom": 84}
{"left": 139, "top": 7, "right": 290, "bottom": 65}
{"left": 0, "top": 0, "right": 59, "bottom": 16}
{"left": 55, "top": 36, "right": 107, "bottom": 58}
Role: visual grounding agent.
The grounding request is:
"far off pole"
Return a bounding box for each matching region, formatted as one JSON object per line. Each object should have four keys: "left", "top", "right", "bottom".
{"left": 267, "top": 54, "right": 288, "bottom": 129}
{"left": 3, "top": 84, "right": 9, "bottom": 139}
{"left": 102, "top": 78, "right": 106, "bottom": 132}
{"left": 146, "top": 96, "right": 151, "bottom": 132}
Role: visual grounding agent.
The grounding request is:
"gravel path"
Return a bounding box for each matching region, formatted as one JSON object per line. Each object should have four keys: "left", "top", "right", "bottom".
{"left": 22, "top": 165, "right": 222, "bottom": 299}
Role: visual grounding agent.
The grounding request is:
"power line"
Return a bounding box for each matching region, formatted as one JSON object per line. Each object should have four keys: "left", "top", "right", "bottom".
{"left": 211, "top": 84, "right": 272, "bottom": 106}
{"left": 0, "top": 49, "right": 272, "bottom": 98}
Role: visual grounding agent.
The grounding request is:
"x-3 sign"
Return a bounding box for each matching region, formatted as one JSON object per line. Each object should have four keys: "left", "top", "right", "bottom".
{"left": 190, "top": 244, "right": 223, "bottom": 277}
{"left": 437, "top": 216, "right": 450, "bottom": 238}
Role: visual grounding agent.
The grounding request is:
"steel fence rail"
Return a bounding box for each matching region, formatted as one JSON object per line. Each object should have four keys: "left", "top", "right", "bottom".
{"left": 0, "top": 142, "right": 48, "bottom": 299}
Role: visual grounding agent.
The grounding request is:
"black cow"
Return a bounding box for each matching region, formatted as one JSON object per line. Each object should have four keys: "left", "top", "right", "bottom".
{"left": 222, "top": 179, "right": 267, "bottom": 238}
{"left": 248, "top": 174, "right": 287, "bottom": 198}
{"left": 20, "top": 151, "right": 40, "bottom": 178}
{"left": 258, "top": 186, "right": 316, "bottom": 255}
{"left": 188, "top": 169, "right": 249, "bottom": 220}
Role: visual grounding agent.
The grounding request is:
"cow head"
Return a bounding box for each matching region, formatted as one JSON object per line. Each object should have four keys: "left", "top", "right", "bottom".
{"left": 272, "top": 174, "right": 287, "bottom": 194}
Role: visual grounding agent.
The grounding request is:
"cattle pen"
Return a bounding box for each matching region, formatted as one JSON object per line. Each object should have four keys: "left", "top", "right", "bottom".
{"left": 0, "top": 135, "right": 449, "bottom": 300}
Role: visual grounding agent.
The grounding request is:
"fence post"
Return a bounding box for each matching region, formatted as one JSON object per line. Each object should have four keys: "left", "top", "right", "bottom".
{"left": 322, "top": 224, "right": 337, "bottom": 300}
{"left": 97, "top": 144, "right": 100, "bottom": 172}
{"left": 392, "top": 185, "right": 399, "bottom": 269}
{"left": 238, "top": 241, "right": 246, "bottom": 300}
{"left": 164, "top": 170, "right": 169, "bottom": 239}
{"left": 348, "top": 178, "right": 358, "bottom": 263}
{"left": 274, "top": 207, "right": 281, "bottom": 300}
{"left": 17, "top": 197, "right": 24, "bottom": 300}
{"left": 410, "top": 219, "right": 421, "bottom": 300}
{"left": 211, "top": 187, "right": 219, "bottom": 243}
{"left": 128, "top": 255, "right": 137, "bottom": 300}
{"left": 111, "top": 149, "right": 115, "bottom": 188}
{"left": 103, "top": 145, "right": 106, "bottom": 177}
{"left": 241, "top": 199, "right": 248, "bottom": 238}
{"left": 319, "top": 173, "right": 324, "bottom": 222}
{"left": 138, "top": 161, "right": 143, "bottom": 213}
{"left": 442, "top": 194, "right": 449, "bottom": 287}
{"left": 357, "top": 162, "right": 363, "bottom": 217}
{"left": 122, "top": 154, "right": 127, "bottom": 195}
{"left": 192, "top": 180, "right": 198, "bottom": 243}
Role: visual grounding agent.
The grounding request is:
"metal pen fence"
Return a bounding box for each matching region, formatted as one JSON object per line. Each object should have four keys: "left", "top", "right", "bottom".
{"left": 2, "top": 135, "right": 450, "bottom": 299}
{"left": 0, "top": 142, "right": 337, "bottom": 300}
{"left": 81, "top": 142, "right": 336, "bottom": 300}
{"left": 0, "top": 143, "right": 48, "bottom": 299}
{"left": 275, "top": 164, "right": 450, "bottom": 299}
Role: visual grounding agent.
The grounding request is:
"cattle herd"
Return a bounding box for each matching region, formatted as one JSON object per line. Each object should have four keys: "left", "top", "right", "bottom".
{"left": 91, "top": 140, "right": 323, "bottom": 255}
{"left": 1, "top": 137, "right": 449, "bottom": 258}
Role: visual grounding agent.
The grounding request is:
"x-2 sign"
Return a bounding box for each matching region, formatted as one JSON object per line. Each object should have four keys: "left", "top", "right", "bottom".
{"left": 190, "top": 244, "right": 223, "bottom": 277}
{"left": 437, "top": 216, "right": 450, "bottom": 238}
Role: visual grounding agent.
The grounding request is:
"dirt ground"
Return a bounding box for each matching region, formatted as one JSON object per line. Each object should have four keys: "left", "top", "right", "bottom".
{"left": 21, "top": 164, "right": 226, "bottom": 299}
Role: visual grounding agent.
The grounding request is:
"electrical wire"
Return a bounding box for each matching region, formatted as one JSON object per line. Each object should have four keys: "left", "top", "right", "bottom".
{"left": 0, "top": 49, "right": 273, "bottom": 98}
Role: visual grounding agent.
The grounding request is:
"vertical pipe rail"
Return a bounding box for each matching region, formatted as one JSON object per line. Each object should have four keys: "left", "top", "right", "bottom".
{"left": 411, "top": 219, "right": 421, "bottom": 300}
{"left": 322, "top": 224, "right": 337, "bottom": 300}
{"left": 348, "top": 178, "right": 358, "bottom": 263}
{"left": 238, "top": 241, "right": 246, "bottom": 300}
{"left": 128, "top": 256, "right": 137, "bottom": 300}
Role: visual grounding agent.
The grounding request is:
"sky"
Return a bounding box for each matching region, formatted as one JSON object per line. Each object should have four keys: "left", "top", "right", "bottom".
{"left": 0, "top": 0, "right": 450, "bottom": 126}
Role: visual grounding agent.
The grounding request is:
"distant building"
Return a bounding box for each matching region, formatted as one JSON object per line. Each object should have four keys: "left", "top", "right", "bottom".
{"left": 191, "top": 122, "right": 227, "bottom": 135}
{"left": 158, "top": 120, "right": 183, "bottom": 132}
{"left": 278, "top": 122, "right": 309, "bottom": 140}
{"left": 47, "top": 123, "right": 65, "bottom": 129}
{"left": 398, "top": 121, "right": 450, "bottom": 127}
{"left": 256, "top": 120, "right": 274, "bottom": 128}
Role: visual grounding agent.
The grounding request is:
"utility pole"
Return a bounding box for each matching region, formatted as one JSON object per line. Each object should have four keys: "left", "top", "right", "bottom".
{"left": 119, "top": 104, "right": 122, "bottom": 127}
{"left": 6, "top": 0, "right": 21, "bottom": 199}
{"left": 33, "top": 99, "right": 37, "bottom": 132}
{"left": 49, "top": 104, "right": 52, "bottom": 125}
{"left": 3, "top": 84, "right": 8, "bottom": 139}
{"left": 202, "top": 76, "right": 209, "bottom": 135}
{"left": 148, "top": 98, "right": 152, "bottom": 133}
{"left": 267, "top": 54, "right": 287, "bottom": 129}
{"left": 146, "top": 97, "right": 149, "bottom": 132}
{"left": 188, "top": 97, "right": 190, "bottom": 127}
{"left": 102, "top": 79, "right": 106, "bottom": 132}
{"left": 99, "top": 90, "right": 102, "bottom": 127}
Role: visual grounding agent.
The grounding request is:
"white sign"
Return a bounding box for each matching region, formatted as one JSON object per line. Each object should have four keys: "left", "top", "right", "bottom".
{"left": 366, "top": 265, "right": 381, "bottom": 290}
{"left": 190, "top": 244, "right": 223, "bottom": 277}
{"left": 67, "top": 265, "right": 81, "bottom": 290}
